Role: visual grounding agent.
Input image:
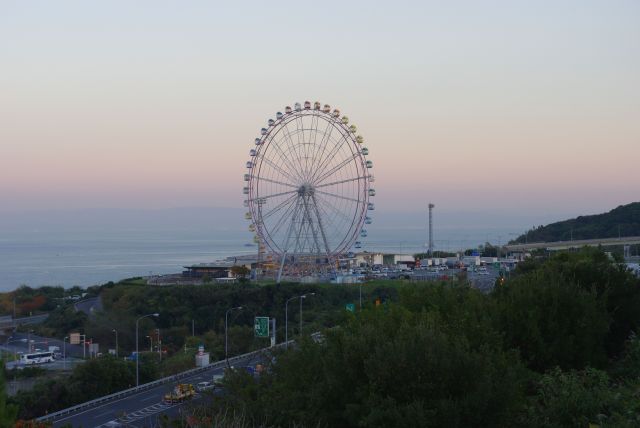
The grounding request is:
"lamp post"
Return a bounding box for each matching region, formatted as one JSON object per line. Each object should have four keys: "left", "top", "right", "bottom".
{"left": 136, "top": 313, "right": 159, "bottom": 387}
{"left": 156, "top": 328, "right": 161, "bottom": 362}
{"left": 63, "top": 336, "right": 68, "bottom": 370}
{"left": 112, "top": 329, "right": 118, "bottom": 358}
{"left": 299, "top": 293, "right": 315, "bottom": 335}
{"left": 27, "top": 330, "right": 34, "bottom": 353}
{"left": 225, "top": 306, "right": 243, "bottom": 367}
{"left": 285, "top": 294, "right": 313, "bottom": 349}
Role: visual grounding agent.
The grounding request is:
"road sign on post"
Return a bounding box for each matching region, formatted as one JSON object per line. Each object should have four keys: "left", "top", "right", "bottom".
{"left": 69, "top": 332, "right": 81, "bottom": 345}
{"left": 345, "top": 303, "right": 355, "bottom": 312}
{"left": 254, "top": 316, "right": 269, "bottom": 338}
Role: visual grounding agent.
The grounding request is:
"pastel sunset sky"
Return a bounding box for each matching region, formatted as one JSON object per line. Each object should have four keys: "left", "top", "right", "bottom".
{"left": 1, "top": 0, "right": 638, "bottom": 218}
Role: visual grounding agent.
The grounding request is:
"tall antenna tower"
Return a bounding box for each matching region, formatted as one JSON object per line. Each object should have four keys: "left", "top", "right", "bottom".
{"left": 428, "top": 203, "right": 435, "bottom": 255}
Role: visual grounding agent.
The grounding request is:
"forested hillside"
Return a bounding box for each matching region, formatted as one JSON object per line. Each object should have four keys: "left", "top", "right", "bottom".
{"left": 512, "top": 202, "right": 640, "bottom": 243}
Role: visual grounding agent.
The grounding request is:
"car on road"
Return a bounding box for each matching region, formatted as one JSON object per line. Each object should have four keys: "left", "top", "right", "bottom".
{"left": 196, "top": 381, "right": 214, "bottom": 392}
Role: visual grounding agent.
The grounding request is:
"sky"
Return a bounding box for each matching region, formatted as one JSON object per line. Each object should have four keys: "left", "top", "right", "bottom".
{"left": 1, "top": 0, "right": 639, "bottom": 221}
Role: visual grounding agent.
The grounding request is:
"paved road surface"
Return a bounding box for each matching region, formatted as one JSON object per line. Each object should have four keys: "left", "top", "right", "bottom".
{"left": 50, "top": 353, "right": 263, "bottom": 428}
{"left": 75, "top": 297, "right": 103, "bottom": 317}
{"left": 3, "top": 331, "right": 84, "bottom": 359}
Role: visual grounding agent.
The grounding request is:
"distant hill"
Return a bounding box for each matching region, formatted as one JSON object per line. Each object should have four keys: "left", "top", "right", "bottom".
{"left": 511, "top": 202, "right": 640, "bottom": 244}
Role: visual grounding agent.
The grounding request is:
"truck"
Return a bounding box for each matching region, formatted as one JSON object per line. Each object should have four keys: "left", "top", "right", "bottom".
{"left": 163, "top": 384, "right": 195, "bottom": 404}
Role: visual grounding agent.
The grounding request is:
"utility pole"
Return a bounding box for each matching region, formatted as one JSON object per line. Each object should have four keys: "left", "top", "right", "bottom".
{"left": 156, "top": 328, "right": 161, "bottom": 361}
{"left": 428, "top": 203, "right": 435, "bottom": 256}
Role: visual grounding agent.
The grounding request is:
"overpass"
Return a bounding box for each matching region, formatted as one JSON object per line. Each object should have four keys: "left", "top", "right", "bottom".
{"left": 504, "top": 235, "right": 640, "bottom": 252}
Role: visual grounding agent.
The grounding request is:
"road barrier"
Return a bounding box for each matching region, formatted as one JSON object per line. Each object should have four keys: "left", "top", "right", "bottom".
{"left": 35, "top": 344, "right": 284, "bottom": 423}
{"left": 36, "top": 331, "right": 323, "bottom": 424}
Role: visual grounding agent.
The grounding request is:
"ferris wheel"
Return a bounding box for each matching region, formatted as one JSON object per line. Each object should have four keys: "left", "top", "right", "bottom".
{"left": 243, "top": 101, "right": 374, "bottom": 272}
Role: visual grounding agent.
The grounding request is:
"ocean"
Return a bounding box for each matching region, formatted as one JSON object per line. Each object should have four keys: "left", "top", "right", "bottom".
{"left": 0, "top": 207, "right": 554, "bottom": 291}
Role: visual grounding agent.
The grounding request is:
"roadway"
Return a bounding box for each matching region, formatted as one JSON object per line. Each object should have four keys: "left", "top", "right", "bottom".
{"left": 75, "top": 297, "right": 103, "bottom": 317}
{"left": 49, "top": 353, "right": 264, "bottom": 428}
{"left": 504, "top": 235, "right": 640, "bottom": 252}
{"left": 0, "top": 314, "right": 49, "bottom": 331}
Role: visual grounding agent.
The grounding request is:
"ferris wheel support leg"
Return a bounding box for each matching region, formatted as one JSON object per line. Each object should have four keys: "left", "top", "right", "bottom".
{"left": 276, "top": 251, "right": 287, "bottom": 284}
{"left": 311, "top": 194, "right": 336, "bottom": 277}
{"left": 277, "top": 198, "right": 301, "bottom": 284}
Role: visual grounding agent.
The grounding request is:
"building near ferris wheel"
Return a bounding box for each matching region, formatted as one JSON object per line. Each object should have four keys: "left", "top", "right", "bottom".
{"left": 242, "top": 101, "right": 375, "bottom": 280}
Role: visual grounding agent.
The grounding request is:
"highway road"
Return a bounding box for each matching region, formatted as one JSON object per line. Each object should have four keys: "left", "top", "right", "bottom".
{"left": 504, "top": 235, "right": 640, "bottom": 252}
{"left": 75, "top": 296, "right": 103, "bottom": 317}
{"left": 49, "top": 352, "right": 265, "bottom": 428}
{"left": 0, "top": 314, "right": 49, "bottom": 331}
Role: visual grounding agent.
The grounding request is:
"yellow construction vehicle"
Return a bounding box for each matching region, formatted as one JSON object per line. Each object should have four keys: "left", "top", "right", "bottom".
{"left": 163, "top": 383, "right": 195, "bottom": 404}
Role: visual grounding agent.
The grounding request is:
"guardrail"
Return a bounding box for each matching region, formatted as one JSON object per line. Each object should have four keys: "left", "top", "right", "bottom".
{"left": 36, "top": 344, "right": 285, "bottom": 423}
{"left": 0, "top": 314, "right": 49, "bottom": 329}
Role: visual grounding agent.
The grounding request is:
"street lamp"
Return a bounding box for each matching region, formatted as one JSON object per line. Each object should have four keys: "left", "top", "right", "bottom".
{"left": 225, "top": 306, "right": 243, "bottom": 367}
{"left": 285, "top": 294, "right": 314, "bottom": 349}
{"left": 63, "top": 336, "right": 68, "bottom": 371}
{"left": 112, "top": 329, "right": 118, "bottom": 358}
{"left": 136, "top": 313, "right": 159, "bottom": 387}
{"left": 299, "top": 293, "right": 315, "bottom": 335}
{"left": 27, "top": 330, "right": 34, "bottom": 353}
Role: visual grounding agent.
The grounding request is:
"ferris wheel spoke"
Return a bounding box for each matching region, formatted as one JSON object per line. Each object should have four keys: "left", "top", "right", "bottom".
{"left": 308, "top": 118, "right": 335, "bottom": 180}
{"left": 277, "top": 199, "right": 301, "bottom": 254}
{"left": 281, "top": 119, "right": 308, "bottom": 181}
{"left": 314, "top": 176, "right": 368, "bottom": 189}
{"left": 307, "top": 112, "right": 325, "bottom": 181}
{"left": 261, "top": 193, "right": 298, "bottom": 220}
{"left": 258, "top": 155, "right": 300, "bottom": 184}
{"left": 254, "top": 176, "right": 298, "bottom": 189}
{"left": 266, "top": 137, "right": 306, "bottom": 183}
{"left": 309, "top": 130, "right": 352, "bottom": 184}
{"left": 268, "top": 196, "right": 300, "bottom": 239}
{"left": 315, "top": 193, "right": 356, "bottom": 226}
{"left": 315, "top": 189, "right": 361, "bottom": 204}
{"left": 249, "top": 189, "right": 297, "bottom": 202}
{"left": 313, "top": 153, "right": 360, "bottom": 185}
{"left": 316, "top": 195, "right": 360, "bottom": 252}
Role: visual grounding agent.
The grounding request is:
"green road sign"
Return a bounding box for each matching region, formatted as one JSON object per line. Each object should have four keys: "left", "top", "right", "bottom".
{"left": 254, "top": 316, "right": 269, "bottom": 338}
{"left": 345, "top": 303, "right": 355, "bottom": 312}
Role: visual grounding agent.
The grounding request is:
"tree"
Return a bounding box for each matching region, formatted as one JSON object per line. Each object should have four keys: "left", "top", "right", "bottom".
{"left": 230, "top": 265, "right": 250, "bottom": 280}
{"left": 221, "top": 300, "right": 525, "bottom": 427}
{"left": 492, "top": 271, "right": 610, "bottom": 371}
{"left": 0, "top": 363, "right": 18, "bottom": 428}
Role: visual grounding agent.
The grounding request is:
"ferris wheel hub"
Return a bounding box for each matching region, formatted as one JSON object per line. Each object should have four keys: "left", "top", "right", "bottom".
{"left": 298, "top": 184, "right": 315, "bottom": 196}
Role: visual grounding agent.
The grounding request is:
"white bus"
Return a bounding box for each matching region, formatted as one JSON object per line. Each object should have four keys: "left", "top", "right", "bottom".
{"left": 20, "top": 351, "right": 55, "bottom": 365}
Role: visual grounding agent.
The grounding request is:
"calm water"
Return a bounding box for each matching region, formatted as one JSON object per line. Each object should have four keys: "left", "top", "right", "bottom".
{"left": 0, "top": 208, "right": 537, "bottom": 291}
{"left": 0, "top": 227, "right": 522, "bottom": 291}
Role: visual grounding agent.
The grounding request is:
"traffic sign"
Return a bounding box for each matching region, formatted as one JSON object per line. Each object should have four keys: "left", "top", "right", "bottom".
{"left": 345, "top": 303, "right": 355, "bottom": 312}
{"left": 69, "top": 332, "right": 81, "bottom": 345}
{"left": 254, "top": 316, "right": 269, "bottom": 338}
